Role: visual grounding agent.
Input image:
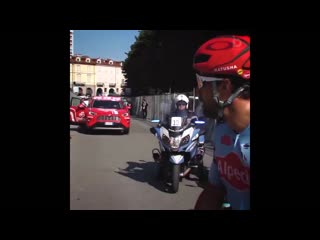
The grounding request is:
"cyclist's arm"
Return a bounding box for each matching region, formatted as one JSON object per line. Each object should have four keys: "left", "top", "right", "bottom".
{"left": 194, "top": 159, "right": 225, "bottom": 210}
{"left": 194, "top": 183, "right": 225, "bottom": 210}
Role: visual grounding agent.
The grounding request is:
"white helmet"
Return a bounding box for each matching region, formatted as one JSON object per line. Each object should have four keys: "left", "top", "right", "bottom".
{"left": 175, "top": 94, "right": 189, "bottom": 108}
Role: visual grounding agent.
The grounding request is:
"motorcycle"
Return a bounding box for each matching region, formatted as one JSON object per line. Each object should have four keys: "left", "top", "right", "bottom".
{"left": 150, "top": 115, "right": 206, "bottom": 193}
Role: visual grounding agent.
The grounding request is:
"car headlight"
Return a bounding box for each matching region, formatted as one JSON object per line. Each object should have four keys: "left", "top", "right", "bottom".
{"left": 89, "top": 111, "right": 96, "bottom": 116}
{"left": 122, "top": 112, "right": 129, "bottom": 117}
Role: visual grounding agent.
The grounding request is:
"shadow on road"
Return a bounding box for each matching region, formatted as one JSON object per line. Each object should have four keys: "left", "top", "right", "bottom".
{"left": 70, "top": 126, "right": 80, "bottom": 132}
{"left": 182, "top": 166, "right": 209, "bottom": 190}
{"left": 115, "top": 160, "right": 169, "bottom": 193}
{"left": 82, "top": 129, "right": 125, "bottom": 135}
{"left": 71, "top": 126, "right": 126, "bottom": 135}
{"left": 115, "top": 160, "right": 210, "bottom": 192}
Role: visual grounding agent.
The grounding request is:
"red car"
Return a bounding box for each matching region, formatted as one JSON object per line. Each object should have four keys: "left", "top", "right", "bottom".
{"left": 78, "top": 96, "right": 131, "bottom": 134}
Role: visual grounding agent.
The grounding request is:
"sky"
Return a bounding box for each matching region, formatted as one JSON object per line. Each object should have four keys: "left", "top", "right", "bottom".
{"left": 73, "top": 30, "right": 140, "bottom": 61}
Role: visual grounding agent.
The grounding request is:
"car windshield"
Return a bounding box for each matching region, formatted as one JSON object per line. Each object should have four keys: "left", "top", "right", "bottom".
{"left": 92, "top": 100, "right": 123, "bottom": 109}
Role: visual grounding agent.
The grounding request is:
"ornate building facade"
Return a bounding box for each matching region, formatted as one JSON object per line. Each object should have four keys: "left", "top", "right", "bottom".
{"left": 70, "top": 55, "right": 127, "bottom": 96}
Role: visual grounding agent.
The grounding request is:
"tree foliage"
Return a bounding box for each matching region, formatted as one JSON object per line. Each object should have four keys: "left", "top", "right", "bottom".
{"left": 123, "top": 30, "right": 249, "bottom": 96}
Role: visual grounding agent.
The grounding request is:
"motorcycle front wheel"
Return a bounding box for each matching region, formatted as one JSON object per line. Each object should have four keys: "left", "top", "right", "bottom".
{"left": 171, "top": 164, "right": 180, "bottom": 193}
{"left": 197, "top": 163, "right": 207, "bottom": 182}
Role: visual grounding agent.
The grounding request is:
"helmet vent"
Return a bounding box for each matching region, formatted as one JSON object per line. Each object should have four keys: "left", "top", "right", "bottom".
{"left": 194, "top": 54, "right": 210, "bottom": 64}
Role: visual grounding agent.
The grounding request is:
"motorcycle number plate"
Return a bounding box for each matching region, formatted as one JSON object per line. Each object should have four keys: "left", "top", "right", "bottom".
{"left": 171, "top": 117, "right": 182, "bottom": 127}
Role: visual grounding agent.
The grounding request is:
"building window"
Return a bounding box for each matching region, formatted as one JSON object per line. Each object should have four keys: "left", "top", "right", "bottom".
{"left": 76, "top": 57, "right": 81, "bottom": 62}
{"left": 97, "top": 59, "right": 101, "bottom": 64}
{"left": 77, "top": 73, "right": 81, "bottom": 81}
{"left": 86, "top": 88, "right": 93, "bottom": 96}
{"left": 104, "top": 88, "right": 107, "bottom": 92}
{"left": 87, "top": 65, "right": 90, "bottom": 73}
{"left": 77, "top": 65, "right": 80, "bottom": 72}
{"left": 86, "top": 58, "right": 90, "bottom": 63}
{"left": 109, "top": 60, "right": 113, "bottom": 65}
{"left": 87, "top": 74, "right": 91, "bottom": 83}
{"left": 116, "top": 88, "right": 119, "bottom": 92}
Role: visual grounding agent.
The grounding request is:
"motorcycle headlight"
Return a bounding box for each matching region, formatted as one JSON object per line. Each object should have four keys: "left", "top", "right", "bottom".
{"left": 170, "top": 136, "right": 181, "bottom": 150}
{"left": 181, "top": 135, "right": 190, "bottom": 145}
{"left": 162, "top": 134, "right": 170, "bottom": 146}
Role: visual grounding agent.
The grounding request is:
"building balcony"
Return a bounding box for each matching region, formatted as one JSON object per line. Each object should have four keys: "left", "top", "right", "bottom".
{"left": 96, "top": 82, "right": 104, "bottom": 87}
{"left": 109, "top": 83, "right": 116, "bottom": 87}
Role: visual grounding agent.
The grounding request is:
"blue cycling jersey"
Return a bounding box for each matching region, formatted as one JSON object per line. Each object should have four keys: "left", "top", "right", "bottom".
{"left": 209, "top": 122, "right": 250, "bottom": 210}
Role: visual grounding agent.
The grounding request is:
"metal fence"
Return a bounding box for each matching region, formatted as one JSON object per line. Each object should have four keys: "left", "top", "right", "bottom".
{"left": 131, "top": 93, "right": 186, "bottom": 122}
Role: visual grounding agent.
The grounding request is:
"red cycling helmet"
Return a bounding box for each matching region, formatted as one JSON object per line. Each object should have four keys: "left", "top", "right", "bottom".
{"left": 193, "top": 35, "right": 250, "bottom": 80}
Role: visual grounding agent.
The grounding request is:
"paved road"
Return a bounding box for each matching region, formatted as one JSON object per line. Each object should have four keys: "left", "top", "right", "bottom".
{"left": 70, "top": 118, "right": 213, "bottom": 210}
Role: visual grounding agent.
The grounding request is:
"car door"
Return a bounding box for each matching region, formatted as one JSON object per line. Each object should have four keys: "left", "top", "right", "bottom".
{"left": 70, "top": 97, "right": 82, "bottom": 124}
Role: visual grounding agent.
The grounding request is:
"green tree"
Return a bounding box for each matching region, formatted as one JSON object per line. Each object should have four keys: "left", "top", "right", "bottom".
{"left": 123, "top": 30, "right": 249, "bottom": 96}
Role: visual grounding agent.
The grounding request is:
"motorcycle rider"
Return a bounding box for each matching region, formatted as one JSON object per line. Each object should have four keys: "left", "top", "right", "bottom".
{"left": 163, "top": 94, "right": 198, "bottom": 127}
{"left": 155, "top": 94, "right": 204, "bottom": 174}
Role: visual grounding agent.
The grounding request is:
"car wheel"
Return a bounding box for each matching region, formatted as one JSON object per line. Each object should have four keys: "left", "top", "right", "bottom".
{"left": 123, "top": 128, "right": 130, "bottom": 134}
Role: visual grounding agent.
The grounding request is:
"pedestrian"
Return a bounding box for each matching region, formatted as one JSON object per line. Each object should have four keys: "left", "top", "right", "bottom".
{"left": 141, "top": 98, "right": 148, "bottom": 119}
